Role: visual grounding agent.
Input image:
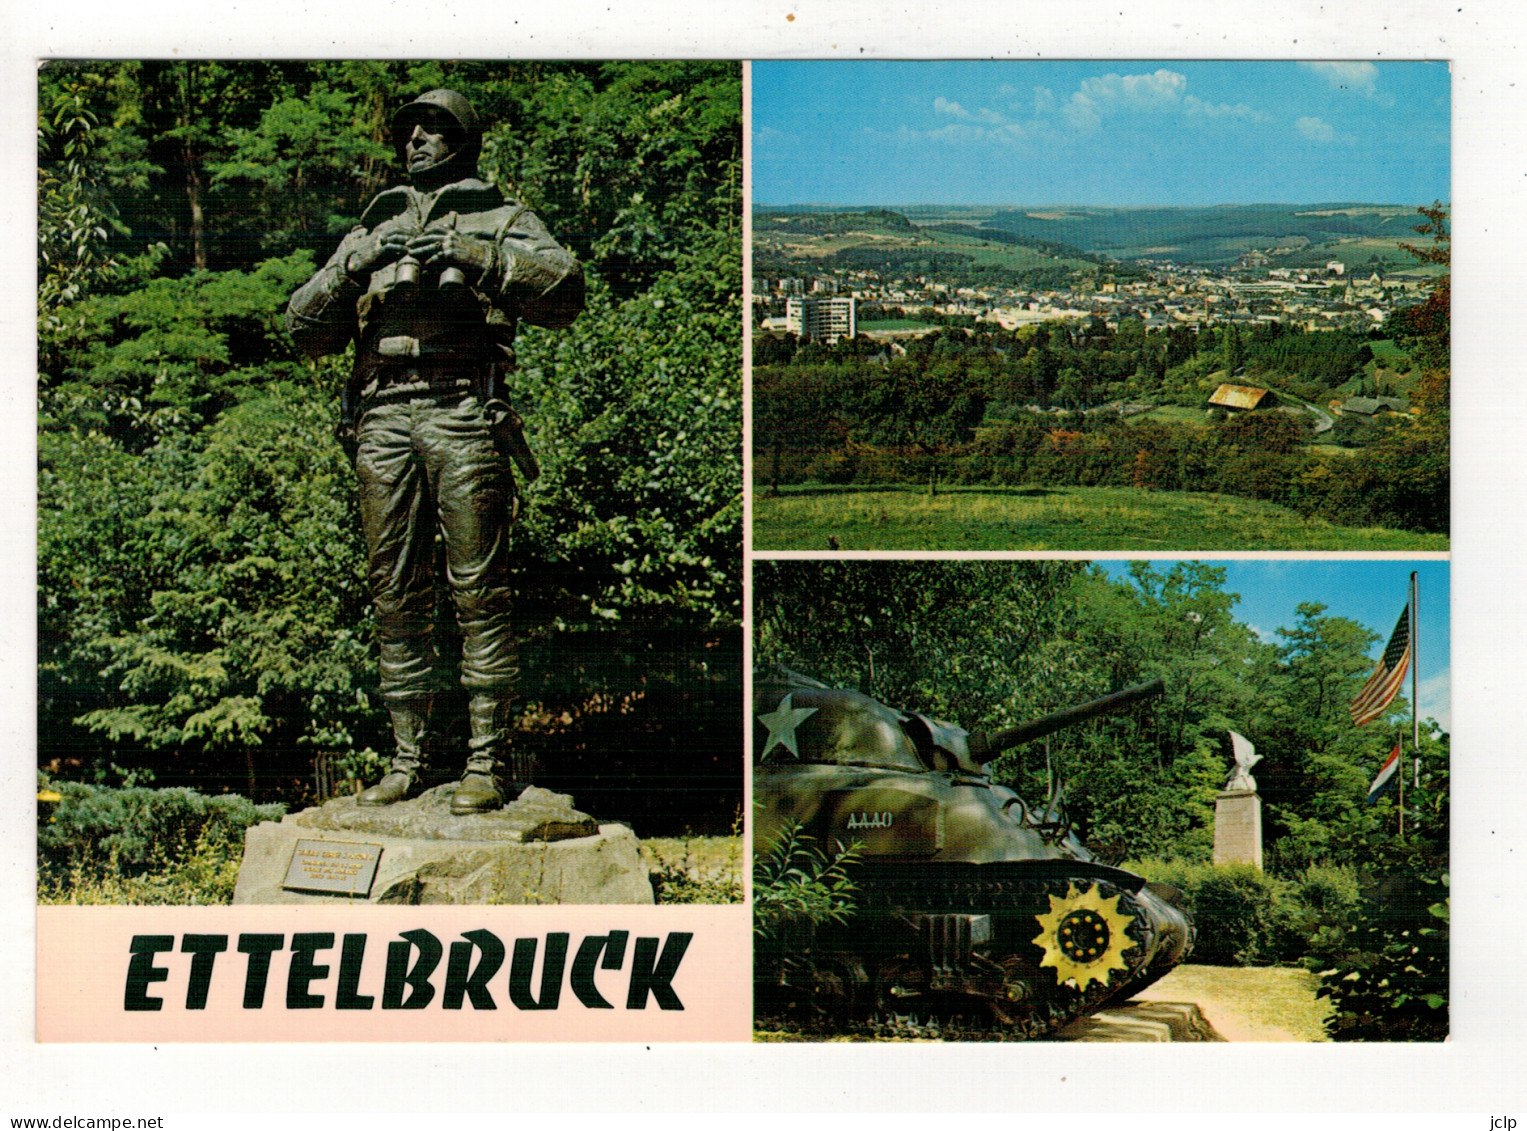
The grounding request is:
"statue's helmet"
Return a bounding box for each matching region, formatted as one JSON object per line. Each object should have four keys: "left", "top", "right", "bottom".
{"left": 391, "top": 89, "right": 483, "bottom": 177}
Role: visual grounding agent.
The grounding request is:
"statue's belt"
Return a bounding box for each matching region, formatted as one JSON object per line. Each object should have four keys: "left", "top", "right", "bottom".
{"left": 374, "top": 334, "right": 484, "bottom": 361}
{"left": 366, "top": 334, "right": 493, "bottom": 390}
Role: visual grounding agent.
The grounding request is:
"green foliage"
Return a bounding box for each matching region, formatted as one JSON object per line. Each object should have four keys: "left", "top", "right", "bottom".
{"left": 38, "top": 76, "right": 123, "bottom": 317}
{"left": 755, "top": 559, "right": 1081, "bottom": 728}
{"left": 209, "top": 84, "right": 394, "bottom": 255}
{"left": 40, "top": 252, "right": 318, "bottom": 445}
{"left": 479, "top": 61, "right": 740, "bottom": 299}
{"left": 753, "top": 824, "right": 862, "bottom": 941}
{"left": 1276, "top": 863, "right": 1365, "bottom": 958}
{"left": 1126, "top": 860, "right": 1290, "bottom": 965}
{"left": 510, "top": 267, "right": 741, "bottom": 632}
{"left": 1308, "top": 875, "right": 1449, "bottom": 1041}
{"left": 752, "top": 308, "right": 1445, "bottom": 537}
{"left": 40, "top": 381, "right": 376, "bottom": 788}
{"left": 39, "top": 828, "right": 247, "bottom": 906}
{"left": 38, "top": 777, "right": 284, "bottom": 877}
{"left": 644, "top": 827, "right": 744, "bottom": 905}
{"left": 1128, "top": 858, "right": 1364, "bottom": 967}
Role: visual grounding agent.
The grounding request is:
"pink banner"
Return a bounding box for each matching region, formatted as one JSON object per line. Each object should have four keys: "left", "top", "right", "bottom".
{"left": 37, "top": 904, "right": 750, "bottom": 1042}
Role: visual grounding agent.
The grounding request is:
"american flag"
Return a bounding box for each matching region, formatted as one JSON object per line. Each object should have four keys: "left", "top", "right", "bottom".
{"left": 1350, "top": 605, "right": 1411, "bottom": 726}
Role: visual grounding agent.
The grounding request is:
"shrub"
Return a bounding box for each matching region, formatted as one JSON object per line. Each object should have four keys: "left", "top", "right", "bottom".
{"left": 643, "top": 822, "right": 744, "bottom": 905}
{"left": 1126, "top": 859, "right": 1290, "bottom": 965}
{"left": 753, "top": 823, "right": 861, "bottom": 943}
{"left": 39, "top": 826, "right": 246, "bottom": 906}
{"left": 1272, "top": 863, "right": 1364, "bottom": 959}
{"left": 802, "top": 451, "right": 856, "bottom": 485}
{"left": 1126, "top": 859, "right": 1369, "bottom": 967}
{"left": 38, "top": 777, "right": 285, "bottom": 876}
{"left": 1308, "top": 873, "right": 1448, "bottom": 1041}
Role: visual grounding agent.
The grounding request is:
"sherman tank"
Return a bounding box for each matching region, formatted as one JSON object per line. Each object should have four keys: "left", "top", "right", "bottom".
{"left": 753, "top": 666, "right": 1194, "bottom": 1038}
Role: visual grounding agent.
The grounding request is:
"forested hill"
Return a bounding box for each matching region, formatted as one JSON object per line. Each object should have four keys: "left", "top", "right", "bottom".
{"left": 753, "top": 208, "right": 915, "bottom": 234}
{"left": 977, "top": 203, "right": 1427, "bottom": 266}
{"left": 752, "top": 202, "right": 1438, "bottom": 269}
{"left": 38, "top": 61, "right": 743, "bottom": 825}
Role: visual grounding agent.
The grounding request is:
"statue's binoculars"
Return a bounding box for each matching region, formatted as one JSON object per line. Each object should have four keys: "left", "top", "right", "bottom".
{"left": 393, "top": 256, "right": 467, "bottom": 289}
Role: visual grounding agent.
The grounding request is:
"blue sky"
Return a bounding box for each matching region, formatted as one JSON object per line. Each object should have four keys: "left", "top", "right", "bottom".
{"left": 753, "top": 61, "right": 1450, "bottom": 206}
{"left": 1097, "top": 560, "right": 1450, "bottom": 731}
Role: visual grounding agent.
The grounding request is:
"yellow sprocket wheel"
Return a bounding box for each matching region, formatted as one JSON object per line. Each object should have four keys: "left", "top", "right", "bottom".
{"left": 1031, "top": 882, "right": 1137, "bottom": 991}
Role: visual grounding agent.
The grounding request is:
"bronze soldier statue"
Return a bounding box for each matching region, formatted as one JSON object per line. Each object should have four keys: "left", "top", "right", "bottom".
{"left": 286, "top": 89, "right": 584, "bottom": 814}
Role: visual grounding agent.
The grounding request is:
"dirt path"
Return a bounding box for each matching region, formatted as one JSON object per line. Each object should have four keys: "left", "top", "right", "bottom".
{"left": 1302, "top": 400, "right": 1335, "bottom": 434}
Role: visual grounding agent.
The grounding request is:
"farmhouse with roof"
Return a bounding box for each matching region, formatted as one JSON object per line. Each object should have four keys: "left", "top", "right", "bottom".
{"left": 1207, "top": 384, "right": 1272, "bottom": 411}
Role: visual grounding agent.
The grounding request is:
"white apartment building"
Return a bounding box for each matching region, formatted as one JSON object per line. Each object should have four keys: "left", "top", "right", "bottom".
{"left": 785, "top": 296, "right": 857, "bottom": 342}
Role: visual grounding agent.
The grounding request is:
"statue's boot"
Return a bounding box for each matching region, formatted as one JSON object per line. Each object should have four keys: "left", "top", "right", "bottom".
{"left": 452, "top": 694, "right": 533, "bottom": 814}
{"left": 358, "top": 697, "right": 431, "bottom": 806}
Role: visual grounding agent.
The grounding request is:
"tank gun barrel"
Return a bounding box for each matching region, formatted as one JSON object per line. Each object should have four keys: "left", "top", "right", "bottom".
{"left": 966, "top": 678, "right": 1165, "bottom": 763}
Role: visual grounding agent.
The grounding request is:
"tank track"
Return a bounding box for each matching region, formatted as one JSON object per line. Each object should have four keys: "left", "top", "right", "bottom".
{"left": 757, "top": 862, "right": 1165, "bottom": 1041}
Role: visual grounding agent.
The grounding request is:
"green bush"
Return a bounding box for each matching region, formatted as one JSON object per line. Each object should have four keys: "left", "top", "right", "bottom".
{"left": 1308, "top": 873, "right": 1448, "bottom": 1041}
{"left": 39, "top": 826, "right": 246, "bottom": 906}
{"left": 1127, "top": 859, "right": 1289, "bottom": 965}
{"left": 1275, "top": 863, "right": 1363, "bottom": 957}
{"left": 753, "top": 823, "right": 861, "bottom": 943}
{"left": 1126, "top": 859, "right": 1365, "bottom": 967}
{"left": 38, "top": 777, "right": 285, "bottom": 875}
{"left": 802, "top": 451, "right": 856, "bottom": 485}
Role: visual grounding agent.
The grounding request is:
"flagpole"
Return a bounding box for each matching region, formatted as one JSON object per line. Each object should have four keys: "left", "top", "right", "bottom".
{"left": 1397, "top": 572, "right": 1417, "bottom": 841}
{"left": 1394, "top": 577, "right": 1406, "bottom": 840}
{"left": 1412, "top": 570, "right": 1420, "bottom": 784}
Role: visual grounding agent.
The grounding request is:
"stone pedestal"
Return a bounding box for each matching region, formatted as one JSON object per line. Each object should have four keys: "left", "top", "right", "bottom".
{"left": 232, "top": 785, "right": 653, "bottom": 905}
{"left": 1212, "top": 789, "right": 1263, "bottom": 869}
{"left": 1057, "top": 1001, "right": 1224, "bottom": 1042}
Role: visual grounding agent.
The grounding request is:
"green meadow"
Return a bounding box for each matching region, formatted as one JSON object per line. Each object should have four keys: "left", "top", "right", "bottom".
{"left": 751, "top": 485, "right": 1448, "bottom": 552}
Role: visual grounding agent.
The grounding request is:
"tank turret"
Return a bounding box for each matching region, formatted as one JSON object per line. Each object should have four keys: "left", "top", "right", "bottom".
{"left": 753, "top": 667, "right": 1193, "bottom": 1039}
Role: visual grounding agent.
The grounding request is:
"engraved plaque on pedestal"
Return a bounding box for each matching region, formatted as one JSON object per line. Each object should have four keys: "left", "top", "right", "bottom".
{"left": 282, "top": 838, "right": 383, "bottom": 897}
{"left": 1212, "top": 790, "right": 1263, "bottom": 870}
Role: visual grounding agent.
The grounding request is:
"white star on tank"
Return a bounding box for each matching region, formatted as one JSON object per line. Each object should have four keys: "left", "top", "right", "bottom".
{"left": 756, "top": 692, "right": 819, "bottom": 760}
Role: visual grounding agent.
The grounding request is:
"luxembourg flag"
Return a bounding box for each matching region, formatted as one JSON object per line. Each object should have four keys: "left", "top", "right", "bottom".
{"left": 1366, "top": 738, "right": 1402, "bottom": 805}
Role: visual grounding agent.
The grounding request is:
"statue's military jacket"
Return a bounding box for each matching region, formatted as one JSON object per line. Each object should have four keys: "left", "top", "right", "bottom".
{"left": 285, "top": 177, "right": 583, "bottom": 399}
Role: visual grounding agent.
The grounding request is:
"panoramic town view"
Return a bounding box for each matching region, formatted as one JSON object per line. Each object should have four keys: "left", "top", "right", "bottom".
{"left": 751, "top": 61, "right": 1450, "bottom": 551}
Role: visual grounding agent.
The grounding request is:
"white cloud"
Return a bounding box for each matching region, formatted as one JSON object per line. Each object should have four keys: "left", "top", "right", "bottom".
{"left": 924, "top": 122, "right": 991, "bottom": 144}
{"left": 1302, "top": 61, "right": 1380, "bottom": 96}
{"left": 1183, "top": 95, "right": 1264, "bottom": 122}
{"left": 933, "top": 96, "right": 974, "bottom": 121}
{"left": 1062, "top": 69, "right": 1185, "bottom": 132}
{"left": 1295, "top": 115, "right": 1336, "bottom": 143}
{"left": 1049, "top": 69, "right": 1264, "bottom": 134}
{"left": 866, "top": 97, "right": 1026, "bottom": 146}
{"left": 933, "top": 96, "right": 1009, "bottom": 127}
{"left": 874, "top": 118, "right": 1028, "bottom": 147}
{"left": 1418, "top": 668, "right": 1451, "bottom": 733}
{"left": 1082, "top": 68, "right": 1188, "bottom": 108}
